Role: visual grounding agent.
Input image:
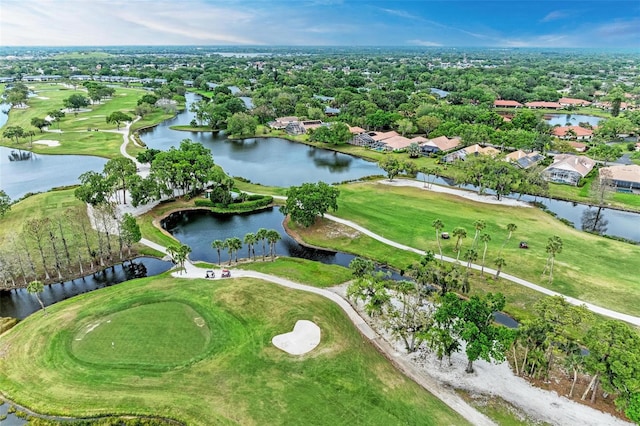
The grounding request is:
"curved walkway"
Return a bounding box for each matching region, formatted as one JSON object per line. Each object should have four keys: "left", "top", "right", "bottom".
{"left": 324, "top": 213, "right": 640, "bottom": 327}
{"left": 158, "top": 253, "right": 494, "bottom": 426}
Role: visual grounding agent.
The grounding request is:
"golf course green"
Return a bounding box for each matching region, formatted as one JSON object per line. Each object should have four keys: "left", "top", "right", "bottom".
{"left": 0, "top": 274, "right": 467, "bottom": 425}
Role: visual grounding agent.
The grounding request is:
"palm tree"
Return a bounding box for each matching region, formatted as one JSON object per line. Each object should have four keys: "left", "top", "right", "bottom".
{"left": 464, "top": 248, "right": 478, "bottom": 270}
{"left": 229, "top": 237, "right": 243, "bottom": 263}
{"left": 494, "top": 257, "right": 506, "bottom": 279}
{"left": 167, "top": 244, "right": 191, "bottom": 274}
{"left": 223, "top": 238, "right": 233, "bottom": 265}
{"left": 27, "top": 280, "right": 46, "bottom": 314}
{"left": 472, "top": 219, "right": 485, "bottom": 249}
{"left": 266, "top": 229, "right": 281, "bottom": 260}
{"left": 452, "top": 226, "right": 467, "bottom": 261}
{"left": 243, "top": 233, "right": 256, "bottom": 261}
{"left": 500, "top": 223, "right": 517, "bottom": 252}
{"left": 480, "top": 233, "right": 491, "bottom": 275}
{"left": 432, "top": 219, "right": 444, "bottom": 261}
{"left": 211, "top": 239, "right": 224, "bottom": 265}
{"left": 256, "top": 228, "right": 268, "bottom": 261}
{"left": 542, "top": 235, "right": 563, "bottom": 283}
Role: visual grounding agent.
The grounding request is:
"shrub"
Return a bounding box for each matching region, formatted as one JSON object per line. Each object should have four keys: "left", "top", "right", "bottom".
{"left": 194, "top": 199, "right": 214, "bottom": 207}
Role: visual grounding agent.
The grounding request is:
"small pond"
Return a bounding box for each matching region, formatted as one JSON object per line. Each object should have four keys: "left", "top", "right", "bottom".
{"left": 0, "top": 257, "right": 172, "bottom": 320}
{"left": 544, "top": 113, "right": 603, "bottom": 127}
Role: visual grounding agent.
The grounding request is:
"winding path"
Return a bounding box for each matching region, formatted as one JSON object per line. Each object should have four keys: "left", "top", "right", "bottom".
{"left": 324, "top": 213, "right": 640, "bottom": 327}
{"left": 154, "top": 250, "right": 494, "bottom": 426}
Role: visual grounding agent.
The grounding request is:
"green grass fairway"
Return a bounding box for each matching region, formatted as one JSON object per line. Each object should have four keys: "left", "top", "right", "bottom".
{"left": 323, "top": 182, "right": 640, "bottom": 317}
{"left": 0, "top": 275, "right": 467, "bottom": 425}
{"left": 72, "top": 302, "right": 211, "bottom": 367}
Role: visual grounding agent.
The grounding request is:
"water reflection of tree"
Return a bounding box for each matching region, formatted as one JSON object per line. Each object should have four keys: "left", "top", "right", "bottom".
{"left": 308, "top": 150, "right": 352, "bottom": 172}
{"left": 581, "top": 208, "right": 608, "bottom": 235}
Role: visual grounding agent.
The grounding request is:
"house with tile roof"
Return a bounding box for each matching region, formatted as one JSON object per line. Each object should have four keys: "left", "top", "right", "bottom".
{"left": 552, "top": 125, "right": 594, "bottom": 140}
{"left": 599, "top": 164, "right": 640, "bottom": 193}
{"left": 542, "top": 154, "right": 596, "bottom": 186}
{"left": 558, "top": 98, "right": 592, "bottom": 107}
{"left": 525, "top": 101, "right": 562, "bottom": 110}
{"left": 420, "top": 136, "right": 462, "bottom": 154}
{"left": 443, "top": 144, "right": 500, "bottom": 162}
{"left": 505, "top": 150, "right": 545, "bottom": 169}
{"left": 493, "top": 100, "right": 523, "bottom": 108}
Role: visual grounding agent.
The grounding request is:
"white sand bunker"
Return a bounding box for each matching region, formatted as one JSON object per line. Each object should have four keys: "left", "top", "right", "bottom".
{"left": 34, "top": 140, "right": 60, "bottom": 147}
{"left": 272, "top": 320, "right": 321, "bottom": 355}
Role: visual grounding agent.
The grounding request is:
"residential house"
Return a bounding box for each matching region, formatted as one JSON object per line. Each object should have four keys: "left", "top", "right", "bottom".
{"left": 542, "top": 154, "right": 596, "bottom": 186}
{"left": 505, "top": 150, "right": 545, "bottom": 169}
{"left": 493, "top": 100, "right": 523, "bottom": 108}
{"left": 525, "top": 101, "right": 562, "bottom": 110}
{"left": 443, "top": 144, "right": 500, "bottom": 162}
{"left": 558, "top": 98, "right": 592, "bottom": 107}
{"left": 269, "top": 116, "right": 299, "bottom": 130}
{"left": 420, "top": 136, "right": 462, "bottom": 154}
{"left": 552, "top": 126, "right": 594, "bottom": 141}
{"left": 599, "top": 164, "right": 640, "bottom": 193}
{"left": 569, "top": 141, "right": 588, "bottom": 152}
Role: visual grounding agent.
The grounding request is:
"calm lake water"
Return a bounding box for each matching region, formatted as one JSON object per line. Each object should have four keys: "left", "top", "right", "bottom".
{"left": 163, "top": 208, "right": 357, "bottom": 268}
{"left": 544, "top": 113, "right": 603, "bottom": 127}
{"left": 0, "top": 146, "right": 108, "bottom": 200}
{"left": 139, "top": 93, "right": 383, "bottom": 186}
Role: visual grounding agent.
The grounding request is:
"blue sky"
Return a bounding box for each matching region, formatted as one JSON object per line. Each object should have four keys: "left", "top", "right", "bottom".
{"left": 1, "top": 0, "right": 639, "bottom": 48}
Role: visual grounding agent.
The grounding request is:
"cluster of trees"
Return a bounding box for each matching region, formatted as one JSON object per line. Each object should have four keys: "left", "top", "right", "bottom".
{"left": 189, "top": 86, "right": 247, "bottom": 130}
{"left": 456, "top": 155, "right": 549, "bottom": 200}
{"left": 63, "top": 93, "right": 90, "bottom": 111}
{"left": 308, "top": 122, "right": 352, "bottom": 145}
{"left": 513, "top": 297, "right": 640, "bottom": 422}
{"left": 280, "top": 181, "right": 340, "bottom": 227}
{"left": 211, "top": 228, "right": 281, "bottom": 265}
{"left": 2, "top": 82, "right": 29, "bottom": 107}
{"left": 75, "top": 140, "right": 226, "bottom": 208}
{"left": 347, "top": 256, "right": 514, "bottom": 373}
{"left": 0, "top": 205, "right": 141, "bottom": 289}
{"left": 347, "top": 254, "right": 639, "bottom": 421}
{"left": 378, "top": 157, "right": 418, "bottom": 181}
{"left": 82, "top": 81, "right": 116, "bottom": 104}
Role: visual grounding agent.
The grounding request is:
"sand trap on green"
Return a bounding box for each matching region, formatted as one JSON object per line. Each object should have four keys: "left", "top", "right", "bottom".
{"left": 71, "top": 301, "right": 211, "bottom": 366}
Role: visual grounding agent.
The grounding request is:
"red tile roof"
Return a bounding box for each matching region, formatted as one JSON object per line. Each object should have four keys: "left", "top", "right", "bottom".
{"left": 558, "top": 97, "right": 592, "bottom": 106}
{"left": 525, "top": 101, "right": 562, "bottom": 109}
{"left": 552, "top": 126, "right": 593, "bottom": 137}
{"left": 494, "top": 100, "right": 523, "bottom": 107}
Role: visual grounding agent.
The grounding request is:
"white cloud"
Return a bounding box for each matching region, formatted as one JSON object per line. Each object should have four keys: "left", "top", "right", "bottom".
{"left": 379, "top": 8, "right": 420, "bottom": 20}
{"left": 407, "top": 39, "right": 442, "bottom": 47}
{"left": 540, "top": 10, "right": 569, "bottom": 23}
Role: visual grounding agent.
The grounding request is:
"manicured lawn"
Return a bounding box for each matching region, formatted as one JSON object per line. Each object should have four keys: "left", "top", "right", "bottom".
{"left": 1, "top": 83, "right": 149, "bottom": 158}
{"left": 0, "top": 275, "right": 467, "bottom": 425}
{"left": 72, "top": 301, "right": 211, "bottom": 367}
{"left": 236, "top": 257, "right": 354, "bottom": 287}
{"left": 318, "top": 182, "right": 640, "bottom": 317}
{"left": 0, "top": 188, "right": 89, "bottom": 249}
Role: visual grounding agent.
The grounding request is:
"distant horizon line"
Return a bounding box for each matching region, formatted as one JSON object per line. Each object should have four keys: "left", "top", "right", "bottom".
{"left": 2, "top": 45, "right": 638, "bottom": 50}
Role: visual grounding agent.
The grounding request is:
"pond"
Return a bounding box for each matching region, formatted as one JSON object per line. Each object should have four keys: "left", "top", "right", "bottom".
{"left": 544, "top": 113, "right": 603, "bottom": 127}
{"left": 0, "top": 257, "right": 172, "bottom": 320}
{"left": 420, "top": 174, "right": 640, "bottom": 243}
{"left": 139, "top": 93, "right": 383, "bottom": 186}
{"left": 163, "top": 208, "right": 519, "bottom": 328}
{"left": 0, "top": 146, "right": 108, "bottom": 200}
{"left": 162, "top": 207, "right": 358, "bottom": 269}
